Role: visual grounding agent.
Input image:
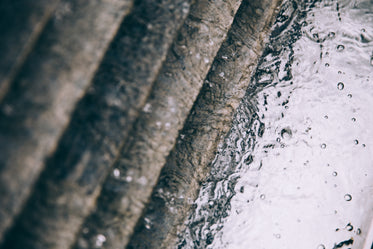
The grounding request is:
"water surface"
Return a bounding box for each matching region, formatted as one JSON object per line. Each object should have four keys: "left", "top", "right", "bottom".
{"left": 178, "top": 0, "right": 373, "bottom": 248}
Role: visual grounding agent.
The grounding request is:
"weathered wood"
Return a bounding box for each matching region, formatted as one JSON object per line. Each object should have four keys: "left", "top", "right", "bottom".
{"left": 0, "top": 0, "right": 133, "bottom": 245}
{"left": 72, "top": 0, "right": 242, "bottom": 248}
{"left": 0, "top": 0, "right": 60, "bottom": 101}
{"left": 0, "top": 0, "right": 195, "bottom": 248}
{"left": 126, "top": 0, "right": 284, "bottom": 248}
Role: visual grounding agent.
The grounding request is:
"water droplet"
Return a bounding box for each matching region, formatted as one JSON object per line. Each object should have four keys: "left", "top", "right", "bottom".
{"left": 95, "top": 234, "right": 106, "bottom": 247}
{"left": 125, "top": 175, "right": 133, "bottom": 182}
{"left": 143, "top": 103, "right": 152, "bottom": 113}
{"left": 337, "top": 82, "right": 344, "bottom": 90}
{"left": 337, "top": 44, "right": 345, "bottom": 51}
{"left": 321, "top": 143, "right": 327, "bottom": 149}
{"left": 260, "top": 194, "right": 266, "bottom": 200}
{"left": 113, "top": 168, "right": 120, "bottom": 178}
{"left": 144, "top": 217, "right": 152, "bottom": 229}
{"left": 354, "top": 140, "right": 359, "bottom": 145}
{"left": 356, "top": 228, "right": 361, "bottom": 235}
{"left": 317, "top": 244, "right": 326, "bottom": 249}
{"left": 351, "top": 117, "right": 356, "bottom": 122}
{"left": 344, "top": 194, "right": 352, "bottom": 201}
{"left": 332, "top": 171, "right": 338, "bottom": 176}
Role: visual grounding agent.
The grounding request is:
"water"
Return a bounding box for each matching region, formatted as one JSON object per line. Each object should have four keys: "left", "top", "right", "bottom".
{"left": 178, "top": 0, "right": 373, "bottom": 248}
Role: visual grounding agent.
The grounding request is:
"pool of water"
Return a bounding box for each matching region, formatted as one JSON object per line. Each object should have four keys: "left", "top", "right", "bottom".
{"left": 178, "top": 0, "right": 373, "bottom": 248}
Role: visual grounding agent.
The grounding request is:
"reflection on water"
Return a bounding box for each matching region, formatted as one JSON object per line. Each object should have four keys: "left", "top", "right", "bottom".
{"left": 178, "top": 0, "right": 373, "bottom": 248}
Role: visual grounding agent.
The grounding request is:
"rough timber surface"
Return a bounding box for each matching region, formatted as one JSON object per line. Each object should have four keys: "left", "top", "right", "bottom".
{"left": 0, "top": 0, "right": 60, "bottom": 101}
{"left": 126, "top": 0, "right": 283, "bottom": 248}
{"left": 0, "top": 0, "right": 133, "bottom": 246}
{"left": 73, "top": 0, "right": 242, "bottom": 248}
{"left": 0, "top": 0, "right": 192, "bottom": 248}
{"left": 0, "top": 0, "right": 286, "bottom": 248}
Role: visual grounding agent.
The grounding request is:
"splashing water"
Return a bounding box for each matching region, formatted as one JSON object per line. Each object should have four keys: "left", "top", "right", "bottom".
{"left": 178, "top": 0, "right": 373, "bottom": 248}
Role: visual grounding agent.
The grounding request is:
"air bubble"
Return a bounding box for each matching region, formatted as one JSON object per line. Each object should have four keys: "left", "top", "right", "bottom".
{"left": 344, "top": 194, "right": 352, "bottom": 201}
{"left": 280, "top": 128, "right": 292, "bottom": 139}
{"left": 325, "top": 63, "right": 330, "bottom": 67}
{"left": 346, "top": 223, "right": 353, "bottom": 231}
{"left": 332, "top": 171, "right": 337, "bottom": 176}
{"left": 337, "top": 82, "right": 344, "bottom": 90}
{"left": 370, "top": 56, "right": 373, "bottom": 66}
{"left": 260, "top": 194, "right": 266, "bottom": 200}
{"left": 321, "top": 143, "right": 326, "bottom": 149}
{"left": 317, "top": 244, "right": 325, "bottom": 249}
{"left": 351, "top": 117, "right": 356, "bottom": 122}
{"left": 357, "top": 228, "right": 361, "bottom": 235}
{"left": 275, "top": 234, "right": 281, "bottom": 239}
{"left": 347, "top": 94, "right": 352, "bottom": 98}
{"left": 337, "top": 44, "right": 345, "bottom": 51}
{"left": 354, "top": 139, "right": 359, "bottom": 145}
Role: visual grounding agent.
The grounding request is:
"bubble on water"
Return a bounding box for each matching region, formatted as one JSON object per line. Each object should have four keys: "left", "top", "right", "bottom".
{"left": 346, "top": 223, "right": 353, "bottom": 231}
{"left": 337, "top": 44, "right": 345, "bottom": 51}
{"left": 95, "top": 234, "right": 106, "bottom": 247}
{"left": 354, "top": 139, "right": 359, "bottom": 145}
{"left": 356, "top": 228, "right": 361, "bottom": 235}
{"left": 332, "top": 171, "right": 338, "bottom": 176}
{"left": 344, "top": 194, "right": 352, "bottom": 201}
{"left": 113, "top": 168, "right": 120, "bottom": 178}
{"left": 280, "top": 127, "right": 292, "bottom": 139}
{"left": 321, "top": 143, "right": 327, "bottom": 149}
{"left": 276, "top": 137, "right": 281, "bottom": 142}
{"left": 325, "top": 63, "right": 330, "bottom": 67}
{"left": 351, "top": 117, "right": 356, "bottom": 122}
{"left": 260, "top": 194, "right": 266, "bottom": 200}
{"left": 317, "top": 244, "right": 326, "bottom": 249}
{"left": 337, "top": 82, "right": 344, "bottom": 90}
{"left": 347, "top": 94, "right": 352, "bottom": 98}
